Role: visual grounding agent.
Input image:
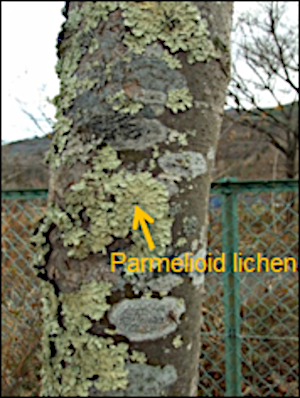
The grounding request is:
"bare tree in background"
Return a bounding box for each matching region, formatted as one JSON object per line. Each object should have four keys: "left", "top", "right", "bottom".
{"left": 2, "top": 84, "right": 54, "bottom": 189}
{"left": 228, "top": 1, "right": 299, "bottom": 179}
{"left": 15, "top": 84, "right": 55, "bottom": 138}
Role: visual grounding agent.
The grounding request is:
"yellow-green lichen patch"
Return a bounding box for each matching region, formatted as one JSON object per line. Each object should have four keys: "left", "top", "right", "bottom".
{"left": 166, "top": 88, "right": 193, "bottom": 114}
{"left": 130, "top": 350, "right": 147, "bottom": 364}
{"left": 48, "top": 145, "right": 173, "bottom": 261}
{"left": 172, "top": 335, "right": 184, "bottom": 348}
{"left": 39, "top": 281, "right": 62, "bottom": 397}
{"left": 160, "top": 49, "right": 183, "bottom": 69}
{"left": 45, "top": 333, "right": 130, "bottom": 396}
{"left": 39, "top": 279, "right": 152, "bottom": 396}
{"left": 152, "top": 145, "right": 160, "bottom": 159}
{"left": 49, "top": 2, "right": 124, "bottom": 170}
{"left": 176, "top": 237, "right": 187, "bottom": 248}
{"left": 60, "top": 281, "right": 112, "bottom": 334}
{"left": 120, "top": 1, "right": 219, "bottom": 64}
{"left": 167, "top": 128, "right": 188, "bottom": 146}
{"left": 106, "top": 89, "right": 144, "bottom": 115}
{"left": 149, "top": 158, "right": 157, "bottom": 171}
{"left": 55, "top": 1, "right": 219, "bottom": 120}
{"left": 185, "top": 129, "right": 197, "bottom": 137}
{"left": 50, "top": 1, "right": 220, "bottom": 168}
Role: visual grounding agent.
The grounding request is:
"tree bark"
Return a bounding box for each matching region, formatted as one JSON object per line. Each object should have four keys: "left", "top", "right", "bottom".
{"left": 32, "top": 2, "right": 233, "bottom": 396}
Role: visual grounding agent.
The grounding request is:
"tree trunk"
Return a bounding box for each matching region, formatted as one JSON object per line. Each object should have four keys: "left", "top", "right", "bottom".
{"left": 32, "top": 2, "right": 233, "bottom": 396}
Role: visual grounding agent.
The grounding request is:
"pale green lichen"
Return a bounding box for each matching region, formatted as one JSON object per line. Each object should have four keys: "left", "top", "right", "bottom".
{"left": 142, "top": 291, "right": 154, "bottom": 299}
{"left": 172, "top": 335, "right": 184, "bottom": 348}
{"left": 166, "top": 88, "right": 193, "bottom": 114}
{"left": 48, "top": 2, "right": 122, "bottom": 169}
{"left": 39, "top": 280, "right": 151, "bottom": 396}
{"left": 152, "top": 145, "right": 160, "bottom": 159}
{"left": 46, "top": 145, "right": 173, "bottom": 261}
{"left": 106, "top": 89, "right": 144, "bottom": 115}
{"left": 49, "top": 1, "right": 219, "bottom": 168}
{"left": 88, "top": 37, "right": 99, "bottom": 54}
{"left": 60, "top": 281, "right": 112, "bottom": 334}
{"left": 39, "top": 2, "right": 219, "bottom": 393}
{"left": 149, "top": 158, "right": 157, "bottom": 171}
{"left": 160, "top": 49, "right": 183, "bottom": 69}
{"left": 130, "top": 350, "right": 148, "bottom": 364}
{"left": 167, "top": 129, "right": 188, "bottom": 146}
{"left": 176, "top": 237, "right": 187, "bottom": 248}
{"left": 120, "top": 1, "right": 219, "bottom": 64}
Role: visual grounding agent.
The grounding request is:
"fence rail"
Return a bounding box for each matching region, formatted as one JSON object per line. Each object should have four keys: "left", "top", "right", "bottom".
{"left": 1, "top": 179, "right": 299, "bottom": 397}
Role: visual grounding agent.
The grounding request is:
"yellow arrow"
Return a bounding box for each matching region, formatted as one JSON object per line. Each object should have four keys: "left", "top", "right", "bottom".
{"left": 132, "top": 206, "right": 155, "bottom": 250}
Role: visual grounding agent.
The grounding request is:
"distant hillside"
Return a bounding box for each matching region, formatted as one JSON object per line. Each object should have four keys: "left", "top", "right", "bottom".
{"left": 2, "top": 104, "right": 298, "bottom": 189}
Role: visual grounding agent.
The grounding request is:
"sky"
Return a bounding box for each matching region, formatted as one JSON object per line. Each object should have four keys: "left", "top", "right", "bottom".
{"left": 2, "top": 1, "right": 299, "bottom": 144}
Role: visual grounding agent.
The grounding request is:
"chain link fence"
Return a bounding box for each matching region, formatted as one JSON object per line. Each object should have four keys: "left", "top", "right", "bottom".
{"left": 1, "top": 180, "right": 298, "bottom": 396}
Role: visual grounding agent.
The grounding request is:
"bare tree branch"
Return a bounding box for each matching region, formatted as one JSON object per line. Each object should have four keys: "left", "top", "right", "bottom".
{"left": 229, "top": 1, "right": 299, "bottom": 178}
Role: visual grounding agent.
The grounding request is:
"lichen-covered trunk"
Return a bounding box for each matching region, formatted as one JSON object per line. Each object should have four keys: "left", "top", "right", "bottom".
{"left": 32, "top": 2, "right": 232, "bottom": 396}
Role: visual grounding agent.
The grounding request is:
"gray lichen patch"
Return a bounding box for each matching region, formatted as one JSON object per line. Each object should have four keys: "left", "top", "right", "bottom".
{"left": 108, "top": 297, "right": 186, "bottom": 341}
{"left": 158, "top": 151, "right": 207, "bottom": 181}
{"left": 157, "top": 174, "right": 180, "bottom": 197}
{"left": 207, "top": 146, "right": 215, "bottom": 161}
{"left": 133, "top": 88, "right": 167, "bottom": 106}
{"left": 49, "top": 0, "right": 221, "bottom": 169}
{"left": 124, "top": 364, "right": 178, "bottom": 397}
{"left": 125, "top": 273, "right": 183, "bottom": 296}
{"left": 188, "top": 247, "right": 207, "bottom": 286}
{"left": 93, "top": 364, "right": 177, "bottom": 397}
{"left": 191, "top": 239, "right": 199, "bottom": 252}
{"left": 104, "top": 52, "right": 189, "bottom": 116}
{"left": 183, "top": 215, "right": 198, "bottom": 236}
{"left": 106, "top": 118, "right": 169, "bottom": 150}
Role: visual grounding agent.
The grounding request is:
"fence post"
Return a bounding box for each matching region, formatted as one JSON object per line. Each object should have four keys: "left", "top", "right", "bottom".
{"left": 221, "top": 178, "right": 241, "bottom": 397}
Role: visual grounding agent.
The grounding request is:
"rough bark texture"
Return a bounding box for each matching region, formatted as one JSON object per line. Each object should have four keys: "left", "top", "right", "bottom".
{"left": 32, "top": 2, "right": 233, "bottom": 396}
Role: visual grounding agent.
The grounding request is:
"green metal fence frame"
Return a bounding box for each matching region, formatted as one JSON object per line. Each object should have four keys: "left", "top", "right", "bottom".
{"left": 214, "top": 178, "right": 298, "bottom": 397}
{"left": 2, "top": 179, "right": 299, "bottom": 397}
